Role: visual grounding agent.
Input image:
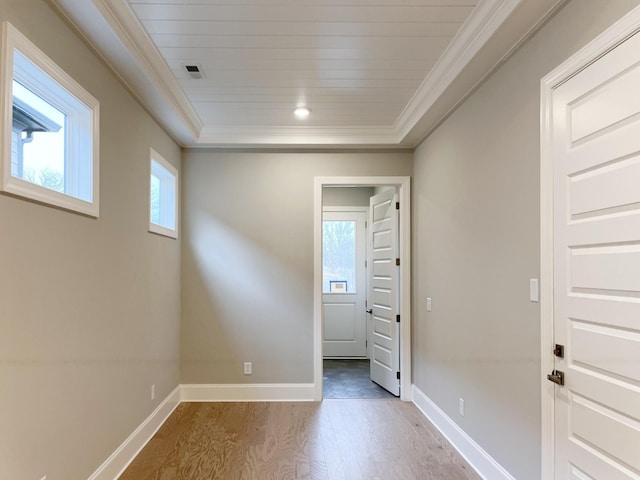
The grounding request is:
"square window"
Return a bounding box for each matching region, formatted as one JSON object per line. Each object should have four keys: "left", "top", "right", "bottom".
{"left": 149, "top": 149, "right": 178, "bottom": 238}
{"left": 1, "top": 22, "right": 99, "bottom": 216}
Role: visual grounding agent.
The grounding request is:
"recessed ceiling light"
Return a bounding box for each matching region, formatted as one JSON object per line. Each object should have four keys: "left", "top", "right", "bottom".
{"left": 294, "top": 106, "right": 310, "bottom": 119}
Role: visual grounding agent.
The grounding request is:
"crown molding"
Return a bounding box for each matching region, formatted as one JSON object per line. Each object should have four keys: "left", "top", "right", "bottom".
{"left": 93, "top": 0, "right": 202, "bottom": 140}
{"left": 394, "top": 0, "right": 521, "bottom": 140}
{"left": 198, "top": 125, "right": 404, "bottom": 148}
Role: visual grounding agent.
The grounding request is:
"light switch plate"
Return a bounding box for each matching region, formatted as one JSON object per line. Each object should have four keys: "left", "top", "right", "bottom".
{"left": 530, "top": 279, "right": 539, "bottom": 303}
{"left": 426, "top": 297, "right": 432, "bottom": 312}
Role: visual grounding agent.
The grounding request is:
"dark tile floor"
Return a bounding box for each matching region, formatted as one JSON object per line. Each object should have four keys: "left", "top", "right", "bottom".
{"left": 323, "top": 359, "right": 396, "bottom": 399}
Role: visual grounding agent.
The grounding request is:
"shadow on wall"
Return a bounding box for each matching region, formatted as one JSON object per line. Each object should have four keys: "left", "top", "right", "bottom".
{"left": 181, "top": 209, "right": 313, "bottom": 383}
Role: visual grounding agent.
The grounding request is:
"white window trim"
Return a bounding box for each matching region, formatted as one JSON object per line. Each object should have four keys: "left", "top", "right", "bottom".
{"left": 0, "top": 22, "right": 100, "bottom": 217}
{"left": 148, "top": 148, "right": 178, "bottom": 239}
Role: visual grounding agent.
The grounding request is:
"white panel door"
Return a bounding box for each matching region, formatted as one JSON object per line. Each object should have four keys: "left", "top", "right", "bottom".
{"left": 552, "top": 31, "right": 640, "bottom": 479}
{"left": 322, "top": 211, "right": 367, "bottom": 357}
{"left": 369, "top": 189, "right": 399, "bottom": 396}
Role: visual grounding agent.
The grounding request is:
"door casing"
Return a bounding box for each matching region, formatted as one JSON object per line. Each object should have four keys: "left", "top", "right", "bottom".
{"left": 314, "top": 176, "right": 411, "bottom": 401}
{"left": 540, "top": 6, "right": 640, "bottom": 478}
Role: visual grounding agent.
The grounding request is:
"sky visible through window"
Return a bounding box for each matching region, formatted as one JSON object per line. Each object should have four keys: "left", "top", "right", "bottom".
{"left": 150, "top": 172, "right": 161, "bottom": 225}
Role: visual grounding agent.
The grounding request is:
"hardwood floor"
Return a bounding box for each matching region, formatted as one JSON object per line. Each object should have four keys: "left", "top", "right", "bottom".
{"left": 119, "top": 399, "right": 481, "bottom": 480}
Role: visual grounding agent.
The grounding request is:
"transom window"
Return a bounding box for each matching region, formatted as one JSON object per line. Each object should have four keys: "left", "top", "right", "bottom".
{"left": 1, "top": 22, "right": 100, "bottom": 216}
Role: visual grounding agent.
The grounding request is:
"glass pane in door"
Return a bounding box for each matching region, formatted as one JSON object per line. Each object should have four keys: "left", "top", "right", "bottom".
{"left": 323, "top": 220, "right": 356, "bottom": 293}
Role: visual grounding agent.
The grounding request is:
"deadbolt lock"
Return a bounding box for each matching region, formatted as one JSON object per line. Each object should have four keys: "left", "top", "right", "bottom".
{"left": 553, "top": 344, "right": 564, "bottom": 358}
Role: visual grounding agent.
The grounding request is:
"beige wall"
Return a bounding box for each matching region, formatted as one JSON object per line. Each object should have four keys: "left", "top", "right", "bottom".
{"left": 0, "top": 1, "right": 181, "bottom": 479}
{"left": 4, "top": 0, "right": 640, "bottom": 478}
{"left": 412, "top": 1, "right": 640, "bottom": 479}
{"left": 181, "top": 151, "right": 412, "bottom": 383}
{"left": 322, "top": 186, "right": 374, "bottom": 206}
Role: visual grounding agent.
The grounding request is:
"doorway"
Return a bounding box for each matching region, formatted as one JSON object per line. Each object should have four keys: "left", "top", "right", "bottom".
{"left": 313, "top": 176, "right": 411, "bottom": 401}
{"left": 321, "top": 189, "right": 394, "bottom": 399}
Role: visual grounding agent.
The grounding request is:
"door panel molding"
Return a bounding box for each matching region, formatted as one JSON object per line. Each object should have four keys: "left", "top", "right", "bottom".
{"left": 369, "top": 188, "right": 400, "bottom": 396}
{"left": 540, "top": 6, "right": 640, "bottom": 479}
{"left": 314, "top": 176, "right": 411, "bottom": 401}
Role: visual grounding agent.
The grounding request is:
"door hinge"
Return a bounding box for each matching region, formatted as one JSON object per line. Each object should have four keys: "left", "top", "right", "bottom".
{"left": 396, "top": 258, "right": 400, "bottom": 266}
{"left": 396, "top": 314, "right": 400, "bottom": 323}
{"left": 396, "top": 202, "right": 400, "bottom": 210}
{"left": 365, "top": 260, "right": 367, "bottom": 268}
{"left": 396, "top": 371, "right": 400, "bottom": 380}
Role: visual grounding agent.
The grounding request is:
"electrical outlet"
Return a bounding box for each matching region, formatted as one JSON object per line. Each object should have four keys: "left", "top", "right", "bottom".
{"left": 151, "top": 384, "right": 156, "bottom": 401}
{"left": 459, "top": 397, "right": 465, "bottom": 416}
{"left": 426, "top": 297, "right": 432, "bottom": 312}
{"left": 244, "top": 362, "right": 252, "bottom": 375}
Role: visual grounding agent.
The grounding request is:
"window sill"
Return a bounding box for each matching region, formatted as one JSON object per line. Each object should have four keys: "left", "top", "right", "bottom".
{"left": 148, "top": 223, "right": 177, "bottom": 239}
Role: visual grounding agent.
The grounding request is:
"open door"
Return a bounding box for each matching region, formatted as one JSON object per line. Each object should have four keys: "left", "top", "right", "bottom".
{"left": 368, "top": 188, "right": 400, "bottom": 396}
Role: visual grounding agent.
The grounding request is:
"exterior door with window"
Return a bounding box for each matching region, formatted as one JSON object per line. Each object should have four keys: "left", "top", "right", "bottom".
{"left": 322, "top": 210, "right": 367, "bottom": 357}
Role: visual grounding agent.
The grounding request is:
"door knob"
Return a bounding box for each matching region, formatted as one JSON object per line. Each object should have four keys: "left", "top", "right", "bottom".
{"left": 366, "top": 309, "right": 373, "bottom": 314}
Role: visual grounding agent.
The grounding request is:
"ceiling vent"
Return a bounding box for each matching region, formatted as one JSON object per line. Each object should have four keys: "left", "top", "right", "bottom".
{"left": 184, "top": 64, "right": 204, "bottom": 79}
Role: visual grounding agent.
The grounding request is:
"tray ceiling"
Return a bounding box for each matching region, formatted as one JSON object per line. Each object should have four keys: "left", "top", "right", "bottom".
{"left": 51, "top": 0, "right": 563, "bottom": 148}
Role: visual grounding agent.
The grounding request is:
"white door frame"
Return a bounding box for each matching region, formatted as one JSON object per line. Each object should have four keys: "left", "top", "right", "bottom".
{"left": 540, "top": 7, "right": 640, "bottom": 478}
{"left": 314, "top": 176, "right": 411, "bottom": 401}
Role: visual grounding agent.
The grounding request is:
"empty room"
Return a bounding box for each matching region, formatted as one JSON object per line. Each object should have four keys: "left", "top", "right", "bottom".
{"left": 2, "top": 0, "right": 640, "bottom": 479}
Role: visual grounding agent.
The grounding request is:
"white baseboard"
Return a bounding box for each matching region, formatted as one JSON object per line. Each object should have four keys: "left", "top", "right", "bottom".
{"left": 181, "top": 383, "right": 316, "bottom": 402}
{"left": 411, "top": 385, "right": 515, "bottom": 480}
{"left": 87, "top": 385, "right": 181, "bottom": 480}
{"left": 87, "top": 383, "right": 315, "bottom": 479}
{"left": 89, "top": 383, "right": 510, "bottom": 480}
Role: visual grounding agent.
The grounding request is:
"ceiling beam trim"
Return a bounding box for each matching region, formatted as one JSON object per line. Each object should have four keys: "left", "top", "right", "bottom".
{"left": 94, "top": 0, "right": 203, "bottom": 141}
{"left": 393, "top": 0, "right": 521, "bottom": 141}
{"left": 198, "top": 125, "right": 402, "bottom": 148}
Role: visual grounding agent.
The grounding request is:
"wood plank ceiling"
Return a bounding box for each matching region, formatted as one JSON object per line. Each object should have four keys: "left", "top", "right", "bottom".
{"left": 51, "top": 0, "right": 563, "bottom": 147}
{"left": 129, "top": 0, "right": 475, "bottom": 128}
